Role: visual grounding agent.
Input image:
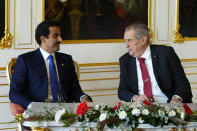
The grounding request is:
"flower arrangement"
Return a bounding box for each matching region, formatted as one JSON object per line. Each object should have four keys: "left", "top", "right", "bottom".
{"left": 23, "top": 101, "right": 197, "bottom": 130}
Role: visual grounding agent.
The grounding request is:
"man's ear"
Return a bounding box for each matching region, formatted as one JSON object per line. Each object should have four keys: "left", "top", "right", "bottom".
{"left": 141, "top": 36, "right": 148, "bottom": 45}
{"left": 40, "top": 36, "right": 46, "bottom": 43}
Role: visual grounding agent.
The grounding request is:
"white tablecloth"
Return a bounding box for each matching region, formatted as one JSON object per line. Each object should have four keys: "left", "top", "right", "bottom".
{"left": 22, "top": 102, "right": 197, "bottom": 131}
{"left": 23, "top": 121, "right": 197, "bottom": 131}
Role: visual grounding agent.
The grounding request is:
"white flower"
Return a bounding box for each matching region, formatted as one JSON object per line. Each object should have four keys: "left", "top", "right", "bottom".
{"left": 95, "top": 104, "right": 100, "bottom": 110}
{"left": 132, "top": 108, "right": 140, "bottom": 116}
{"left": 138, "top": 117, "right": 144, "bottom": 123}
{"left": 158, "top": 110, "right": 165, "bottom": 117}
{"left": 99, "top": 113, "right": 107, "bottom": 121}
{"left": 118, "top": 111, "right": 127, "bottom": 120}
{"left": 22, "top": 112, "right": 29, "bottom": 119}
{"left": 168, "top": 110, "right": 176, "bottom": 117}
{"left": 181, "top": 112, "right": 185, "bottom": 120}
{"left": 55, "top": 108, "right": 65, "bottom": 123}
{"left": 142, "top": 109, "right": 149, "bottom": 115}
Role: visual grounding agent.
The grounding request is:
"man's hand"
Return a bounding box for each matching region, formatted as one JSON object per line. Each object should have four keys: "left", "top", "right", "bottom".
{"left": 170, "top": 96, "right": 182, "bottom": 104}
{"left": 9, "top": 102, "right": 25, "bottom": 116}
{"left": 80, "top": 95, "right": 92, "bottom": 102}
{"left": 81, "top": 97, "right": 91, "bottom": 102}
{"left": 132, "top": 94, "right": 150, "bottom": 102}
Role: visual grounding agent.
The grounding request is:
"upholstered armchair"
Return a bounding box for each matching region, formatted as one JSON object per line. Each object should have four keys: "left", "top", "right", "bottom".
{"left": 6, "top": 58, "right": 25, "bottom": 116}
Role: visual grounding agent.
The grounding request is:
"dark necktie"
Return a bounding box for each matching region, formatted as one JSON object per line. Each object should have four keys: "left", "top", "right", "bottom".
{"left": 48, "top": 55, "right": 60, "bottom": 102}
{"left": 138, "top": 57, "right": 154, "bottom": 102}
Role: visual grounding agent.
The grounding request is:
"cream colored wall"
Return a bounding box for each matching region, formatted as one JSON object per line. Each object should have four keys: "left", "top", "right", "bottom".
{"left": 0, "top": 0, "right": 197, "bottom": 130}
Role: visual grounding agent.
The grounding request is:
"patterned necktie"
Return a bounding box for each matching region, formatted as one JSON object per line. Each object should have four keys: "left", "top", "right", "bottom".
{"left": 48, "top": 55, "right": 60, "bottom": 102}
{"left": 138, "top": 57, "right": 154, "bottom": 102}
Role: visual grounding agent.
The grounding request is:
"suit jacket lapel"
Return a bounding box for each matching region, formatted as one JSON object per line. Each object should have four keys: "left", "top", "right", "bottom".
{"left": 35, "top": 49, "right": 48, "bottom": 82}
{"left": 55, "top": 52, "right": 69, "bottom": 101}
{"left": 55, "top": 53, "right": 63, "bottom": 83}
{"left": 55, "top": 52, "right": 68, "bottom": 84}
{"left": 126, "top": 56, "right": 138, "bottom": 92}
{"left": 150, "top": 46, "right": 159, "bottom": 84}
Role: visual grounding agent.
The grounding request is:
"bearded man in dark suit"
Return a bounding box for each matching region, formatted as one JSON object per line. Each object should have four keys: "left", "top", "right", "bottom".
{"left": 118, "top": 22, "right": 192, "bottom": 103}
{"left": 9, "top": 20, "right": 92, "bottom": 113}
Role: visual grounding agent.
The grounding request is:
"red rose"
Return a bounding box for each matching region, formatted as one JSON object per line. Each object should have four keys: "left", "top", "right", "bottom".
{"left": 77, "top": 102, "right": 89, "bottom": 115}
{"left": 113, "top": 102, "right": 122, "bottom": 111}
{"left": 143, "top": 100, "right": 151, "bottom": 106}
{"left": 113, "top": 105, "right": 118, "bottom": 111}
{"left": 118, "top": 102, "right": 122, "bottom": 107}
{"left": 183, "top": 104, "right": 193, "bottom": 115}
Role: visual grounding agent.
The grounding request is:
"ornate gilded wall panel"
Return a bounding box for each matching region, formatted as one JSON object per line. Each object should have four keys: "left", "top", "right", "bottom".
{"left": 0, "top": 0, "right": 12, "bottom": 49}
{"left": 174, "top": 0, "right": 197, "bottom": 43}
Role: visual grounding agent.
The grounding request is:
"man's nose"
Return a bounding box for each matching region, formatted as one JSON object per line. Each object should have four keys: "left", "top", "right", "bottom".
{"left": 58, "top": 36, "right": 62, "bottom": 41}
{"left": 126, "top": 41, "right": 130, "bottom": 48}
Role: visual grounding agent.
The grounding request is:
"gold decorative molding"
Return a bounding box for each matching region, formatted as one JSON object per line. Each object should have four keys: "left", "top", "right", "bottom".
{"left": 0, "top": 67, "right": 6, "bottom": 70}
{"left": 0, "top": 127, "right": 17, "bottom": 130}
{"left": 184, "top": 66, "right": 197, "bottom": 68}
{"left": 31, "top": 127, "right": 49, "bottom": 131}
{"left": 61, "top": 39, "right": 125, "bottom": 44}
{"left": 186, "top": 73, "right": 197, "bottom": 75}
{"left": 0, "top": 25, "right": 12, "bottom": 49}
{"left": 169, "top": 128, "right": 178, "bottom": 131}
{"left": 84, "top": 88, "right": 118, "bottom": 92}
{"left": 174, "top": 0, "right": 197, "bottom": 43}
{"left": 149, "top": 29, "right": 153, "bottom": 44}
{"left": 79, "top": 62, "right": 119, "bottom": 67}
{"left": 80, "top": 77, "right": 119, "bottom": 82}
{"left": 0, "top": 0, "right": 12, "bottom": 49}
{"left": 81, "top": 70, "right": 120, "bottom": 74}
{"left": 0, "top": 122, "right": 15, "bottom": 124}
{"left": 0, "top": 84, "right": 9, "bottom": 86}
{"left": 181, "top": 59, "right": 197, "bottom": 62}
{"left": 191, "top": 87, "right": 197, "bottom": 90}
{"left": 174, "top": 0, "right": 184, "bottom": 43}
{"left": 91, "top": 94, "right": 117, "bottom": 97}
{"left": 179, "top": 128, "right": 196, "bottom": 131}
{"left": 0, "top": 76, "right": 6, "bottom": 78}
{"left": 0, "top": 102, "right": 9, "bottom": 103}
{"left": 0, "top": 95, "right": 9, "bottom": 97}
{"left": 174, "top": 24, "right": 184, "bottom": 43}
{"left": 148, "top": 0, "right": 153, "bottom": 44}
{"left": 190, "top": 82, "right": 197, "bottom": 85}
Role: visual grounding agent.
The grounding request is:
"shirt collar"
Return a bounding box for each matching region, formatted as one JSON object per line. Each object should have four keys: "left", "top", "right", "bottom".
{"left": 39, "top": 48, "right": 55, "bottom": 60}
{"left": 140, "top": 45, "right": 150, "bottom": 59}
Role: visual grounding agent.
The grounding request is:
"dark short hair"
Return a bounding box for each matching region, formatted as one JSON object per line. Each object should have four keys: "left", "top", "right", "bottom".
{"left": 35, "top": 20, "right": 60, "bottom": 45}
{"left": 125, "top": 22, "right": 150, "bottom": 44}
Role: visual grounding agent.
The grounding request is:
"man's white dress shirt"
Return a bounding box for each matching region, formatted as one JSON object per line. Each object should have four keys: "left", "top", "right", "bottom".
{"left": 136, "top": 46, "right": 169, "bottom": 103}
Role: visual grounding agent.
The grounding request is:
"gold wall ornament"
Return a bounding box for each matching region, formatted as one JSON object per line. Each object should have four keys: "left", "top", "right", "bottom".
{"left": 30, "top": 127, "right": 49, "bottom": 131}
{"left": 0, "top": 0, "right": 12, "bottom": 49}
{"left": 149, "top": 29, "right": 153, "bottom": 44}
{"left": 180, "top": 127, "right": 197, "bottom": 131}
{"left": 174, "top": 0, "right": 197, "bottom": 43}
{"left": 173, "top": 23, "right": 184, "bottom": 43}
{"left": 0, "top": 25, "right": 12, "bottom": 49}
{"left": 169, "top": 128, "right": 178, "bottom": 131}
{"left": 148, "top": 0, "right": 153, "bottom": 44}
{"left": 16, "top": 113, "right": 24, "bottom": 131}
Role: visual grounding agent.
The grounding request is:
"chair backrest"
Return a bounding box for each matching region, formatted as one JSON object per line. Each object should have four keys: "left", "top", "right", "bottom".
{"left": 6, "top": 57, "right": 17, "bottom": 83}
{"left": 73, "top": 60, "right": 80, "bottom": 79}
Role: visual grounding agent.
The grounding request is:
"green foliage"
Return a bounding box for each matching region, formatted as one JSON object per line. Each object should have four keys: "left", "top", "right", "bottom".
{"left": 23, "top": 102, "right": 197, "bottom": 130}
